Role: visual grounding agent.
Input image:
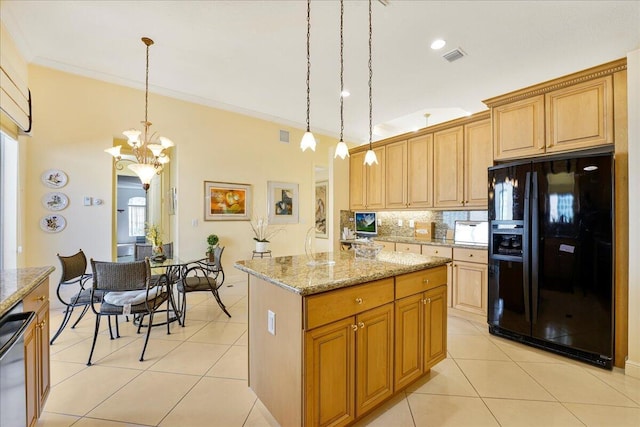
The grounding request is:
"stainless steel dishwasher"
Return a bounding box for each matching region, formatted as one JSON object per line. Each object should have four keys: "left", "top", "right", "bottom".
{"left": 0, "top": 302, "right": 36, "bottom": 427}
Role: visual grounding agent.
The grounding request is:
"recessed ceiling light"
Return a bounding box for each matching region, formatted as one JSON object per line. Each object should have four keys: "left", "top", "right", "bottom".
{"left": 430, "top": 39, "right": 446, "bottom": 50}
{"left": 341, "top": 90, "right": 350, "bottom": 97}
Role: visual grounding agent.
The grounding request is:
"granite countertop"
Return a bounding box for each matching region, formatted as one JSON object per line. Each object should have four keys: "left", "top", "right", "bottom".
{"left": 0, "top": 266, "right": 55, "bottom": 317}
{"left": 234, "top": 251, "right": 450, "bottom": 296}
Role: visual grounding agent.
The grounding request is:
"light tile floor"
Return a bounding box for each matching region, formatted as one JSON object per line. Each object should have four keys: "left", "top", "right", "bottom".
{"left": 39, "top": 277, "right": 639, "bottom": 427}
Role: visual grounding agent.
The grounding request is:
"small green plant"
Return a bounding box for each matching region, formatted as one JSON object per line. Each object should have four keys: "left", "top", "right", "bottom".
{"left": 206, "top": 234, "right": 219, "bottom": 254}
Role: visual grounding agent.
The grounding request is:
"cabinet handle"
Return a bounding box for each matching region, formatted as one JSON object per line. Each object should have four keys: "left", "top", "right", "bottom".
{"left": 351, "top": 324, "right": 358, "bottom": 332}
{"left": 36, "top": 295, "right": 46, "bottom": 301}
{"left": 469, "top": 254, "right": 474, "bottom": 258}
{"left": 422, "top": 278, "right": 430, "bottom": 284}
{"left": 423, "top": 298, "right": 431, "bottom": 305}
{"left": 355, "top": 298, "right": 363, "bottom": 305}
{"left": 358, "top": 322, "right": 365, "bottom": 329}
{"left": 435, "top": 250, "right": 439, "bottom": 254}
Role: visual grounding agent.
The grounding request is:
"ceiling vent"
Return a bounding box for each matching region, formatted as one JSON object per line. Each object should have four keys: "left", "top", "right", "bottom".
{"left": 442, "top": 48, "right": 466, "bottom": 63}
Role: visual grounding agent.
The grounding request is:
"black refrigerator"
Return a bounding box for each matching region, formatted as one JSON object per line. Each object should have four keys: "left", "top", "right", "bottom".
{"left": 487, "top": 147, "right": 614, "bottom": 369}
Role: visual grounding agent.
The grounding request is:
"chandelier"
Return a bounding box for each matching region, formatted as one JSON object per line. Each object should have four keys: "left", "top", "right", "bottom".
{"left": 105, "top": 37, "right": 174, "bottom": 191}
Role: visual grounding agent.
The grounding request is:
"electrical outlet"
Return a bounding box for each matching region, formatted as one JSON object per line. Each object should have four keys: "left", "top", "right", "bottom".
{"left": 409, "top": 219, "right": 415, "bottom": 228}
{"left": 378, "top": 218, "right": 382, "bottom": 225}
{"left": 267, "top": 310, "right": 276, "bottom": 335}
{"left": 83, "top": 196, "right": 92, "bottom": 206}
{"left": 398, "top": 219, "right": 403, "bottom": 227}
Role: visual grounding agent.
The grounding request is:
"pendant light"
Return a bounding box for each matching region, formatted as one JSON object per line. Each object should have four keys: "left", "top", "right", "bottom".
{"left": 300, "top": 0, "right": 317, "bottom": 152}
{"left": 363, "top": 0, "right": 378, "bottom": 166}
{"left": 334, "top": 0, "right": 350, "bottom": 160}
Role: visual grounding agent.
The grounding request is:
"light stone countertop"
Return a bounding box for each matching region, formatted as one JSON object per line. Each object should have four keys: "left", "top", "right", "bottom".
{"left": 0, "top": 266, "right": 55, "bottom": 317}
{"left": 372, "top": 236, "right": 488, "bottom": 250}
{"left": 234, "top": 251, "right": 450, "bottom": 296}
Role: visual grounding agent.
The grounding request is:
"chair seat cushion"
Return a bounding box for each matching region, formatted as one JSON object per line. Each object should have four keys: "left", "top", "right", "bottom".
{"left": 103, "top": 287, "right": 160, "bottom": 306}
{"left": 99, "top": 292, "right": 168, "bottom": 315}
{"left": 177, "top": 276, "right": 217, "bottom": 292}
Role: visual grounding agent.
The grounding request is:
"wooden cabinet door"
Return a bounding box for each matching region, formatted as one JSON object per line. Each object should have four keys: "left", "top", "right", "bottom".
{"left": 407, "top": 134, "right": 433, "bottom": 208}
{"left": 349, "top": 151, "right": 367, "bottom": 210}
{"left": 453, "top": 261, "right": 488, "bottom": 315}
{"left": 394, "top": 294, "right": 423, "bottom": 390}
{"left": 424, "top": 286, "right": 447, "bottom": 370}
{"left": 378, "top": 241, "right": 395, "bottom": 252}
{"left": 366, "top": 146, "right": 386, "bottom": 209}
{"left": 305, "top": 317, "right": 356, "bottom": 427}
{"left": 545, "top": 75, "right": 613, "bottom": 153}
{"left": 433, "top": 126, "right": 464, "bottom": 208}
{"left": 493, "top": 95, "right": 545, "bottom": 160}
{"left": 355, "top": 303, "right": 394, "bottom": 417}
{"left": 464, "top": 119, "right": 492, "bottom": 208}
{"left": 385, "top": 140, "right": 407, "bottom": 209}
{"left": 25, "top": 319, "right": 37, "bottom": 427}
{"left": 36, "top": 302, "right": 50, "bottom": 407}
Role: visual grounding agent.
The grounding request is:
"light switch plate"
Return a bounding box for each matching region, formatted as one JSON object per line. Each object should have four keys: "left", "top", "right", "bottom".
{"left": 83, "top": 196, "right": 92, "bottom": 206}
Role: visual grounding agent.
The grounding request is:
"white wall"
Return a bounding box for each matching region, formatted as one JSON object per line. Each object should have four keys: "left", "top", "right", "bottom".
{"left": 626, "top": 49, "right": 640, "bottom": 378}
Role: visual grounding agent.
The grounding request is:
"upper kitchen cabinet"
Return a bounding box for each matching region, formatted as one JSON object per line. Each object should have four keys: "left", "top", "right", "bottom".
{"left": 385, "top": 134, "right": 434, "bottom": 209}
{"left": 350, "top": 146, "right": 386, "bottom": 210}
{"left": 545, "top": 76, "right": 613, "bottom": 153}
{"left": 433, "top": 112, "right": 492, "bottom": 209}
{"left": 464, "top": 118, "right": 493, "bottom": 207}
{"left": 492, "top": 95, "right": 545, "bottom": 160}
{"left": 433, "top": 125, "right": 464, "bottom": 208}
{"left": 485, "top": 58, "right": 626, "bottom": 161}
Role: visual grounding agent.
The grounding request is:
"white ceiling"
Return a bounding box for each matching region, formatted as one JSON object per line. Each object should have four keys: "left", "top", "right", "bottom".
{"left": 2, "top": 0, "right": 639, "bottom": 145}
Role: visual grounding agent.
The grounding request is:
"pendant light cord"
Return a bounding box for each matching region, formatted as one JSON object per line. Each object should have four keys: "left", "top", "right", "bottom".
{"left": 306, "top": 0, "right": 311, "bottom": 132}
{"left": 368, "top": 0, "right": 373, "bottom": 149}
{"left": 340, "top": 0, "right": 344, "bottom": 142}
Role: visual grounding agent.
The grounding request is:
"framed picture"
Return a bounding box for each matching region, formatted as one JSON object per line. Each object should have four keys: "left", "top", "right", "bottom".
{"left": 315, "top": 180, "right": 328, "bottom": 238}
{"left": 204, "top": 181, "right": 252, "bottom": 221}
{"left": 267, "top": 181, "right": 298, "bottom": 224}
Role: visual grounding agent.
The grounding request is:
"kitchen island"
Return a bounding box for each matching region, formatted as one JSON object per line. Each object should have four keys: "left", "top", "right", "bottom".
{"left": 235, "top": 251, "right": 450, "bottom": 427}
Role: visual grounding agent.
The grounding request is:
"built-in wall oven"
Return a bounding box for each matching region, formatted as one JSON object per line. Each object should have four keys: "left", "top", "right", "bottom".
{"left": 1, "top": 302, "right": 36, "bottom": 427}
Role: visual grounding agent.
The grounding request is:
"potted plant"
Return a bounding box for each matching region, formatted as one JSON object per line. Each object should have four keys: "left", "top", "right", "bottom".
{"left": 146, "top": 223, "right": 166, "bottom": 261}
{"left": 250, "top": 216, "right": 282, "bottom": 253}
{"left": 206, "top": 234, "right": 219, "bottom": 261}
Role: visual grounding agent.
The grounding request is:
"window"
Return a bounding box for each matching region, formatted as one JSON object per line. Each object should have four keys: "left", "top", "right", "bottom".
{"left": 128, "top": 196, "right": 146, "bottom": 237}
{"left": 0, "top": 131, "right": 18, "bottom": 269}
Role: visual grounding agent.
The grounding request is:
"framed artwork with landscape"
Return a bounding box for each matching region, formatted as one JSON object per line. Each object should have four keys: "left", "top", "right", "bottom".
{"left": 315, "top": 180, "right": 328, "bottom": 238}
{"left": 267, "top": 181, "right": 299, "bottom": 224}
{"left": 204, "top": 181, "right": 252, "bottom": 221}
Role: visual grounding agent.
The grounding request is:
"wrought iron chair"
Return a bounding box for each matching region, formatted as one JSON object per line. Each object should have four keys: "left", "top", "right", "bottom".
{"left": 176, "top": 246, "right": 230, "bottom": 325}
{"left": 50, "top": 249, "right": 98, "bottom": 344}
{"left": 87, "top": 258, "right": 170, "bottom": 365}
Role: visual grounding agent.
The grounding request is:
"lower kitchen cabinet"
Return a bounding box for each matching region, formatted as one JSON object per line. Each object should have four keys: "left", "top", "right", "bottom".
{"left": 23, "top": 278, "right": 50, "bottom": 426}
{"left": 394, "top": 267, "right": 448, "bottom": 390}
{"left": 452, "top": 248, "right": 488, "bottom": 315}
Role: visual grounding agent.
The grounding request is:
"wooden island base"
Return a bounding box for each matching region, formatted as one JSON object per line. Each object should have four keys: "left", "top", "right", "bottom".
{"left": 246, "top": 263, "right": 448, "bottom": 427}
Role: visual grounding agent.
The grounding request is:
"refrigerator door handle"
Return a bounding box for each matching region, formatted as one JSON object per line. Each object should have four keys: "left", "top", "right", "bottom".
{"left": 531, "top": 171, "right": 539, "bottom": 324}
{"left": 523, "top": 171, "right": 531, "bottom": 323}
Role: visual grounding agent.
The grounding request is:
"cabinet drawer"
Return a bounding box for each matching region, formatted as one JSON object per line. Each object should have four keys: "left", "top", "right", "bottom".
{"left": 453, "top": 248, "right": 487, "bottom": 264}
{"left": 421, "top": 245, "right": 453, "bottom": 258}
{"left": 396, "top": 243, "right": 421, "bottom": 254}
{"left": 23, "top": 279, "right": 49, "bottom": 313}
{"left": 378, "top": 241, "right": 396, "bottom": 252}
{"left": 396, "top": 266, "right": 447, "bottom": 299}
{"left": 304, "top": 278, "right": 394, "bottom": 330}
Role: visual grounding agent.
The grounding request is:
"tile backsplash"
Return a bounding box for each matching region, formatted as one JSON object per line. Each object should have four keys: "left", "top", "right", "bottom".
{"left": 340, "top": 209, "right": 488, "bottom": 240}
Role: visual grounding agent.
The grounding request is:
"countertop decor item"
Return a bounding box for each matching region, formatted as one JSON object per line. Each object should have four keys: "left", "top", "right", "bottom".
{"left": 41, "top": 169, "right": 67, "bottom": 188}
{"left": 40, "top": 214, "right": 66, "bottom": 232}
{"left": 41, "top": 192, "right": 68, "bottom": 211}
{"left": 104, "top": 37, "right": 175, "bottom": 192}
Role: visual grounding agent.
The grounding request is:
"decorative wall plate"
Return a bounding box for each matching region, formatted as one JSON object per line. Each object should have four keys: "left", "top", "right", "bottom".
{"left": 40, "top": 214, "right": 66, "bottom": 233}
{"left": 41, "top": 169, "right": 68, "bottom": 188}
{"left": 42, "top": 192, "right": 69, "bottom": 211}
